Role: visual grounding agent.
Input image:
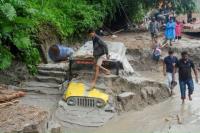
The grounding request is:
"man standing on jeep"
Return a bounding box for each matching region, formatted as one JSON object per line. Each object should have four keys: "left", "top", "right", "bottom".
{"left": 89, "top": 29, "right": 111, "bottom": 89}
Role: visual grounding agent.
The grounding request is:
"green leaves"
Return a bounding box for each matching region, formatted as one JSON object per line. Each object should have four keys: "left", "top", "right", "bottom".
{"left": 0, "top": 44, "right": 13, "bottom": 70}
{"left": 172, "top": 0, "right": 196, "bottom": 14}
{"left": 0, "top": 3, "right": 16, "bottom": 21}
{"left": 13, "top": 33, "right": 31, "bottom": 50}
{"left": 0, "top": 1, "right": 40, "bottom": 74}
{"left": 22, "top": 47, "right": 40, "bottom": 74}
{"left": 8, "top": 0, "right": 26, "bottom": 7}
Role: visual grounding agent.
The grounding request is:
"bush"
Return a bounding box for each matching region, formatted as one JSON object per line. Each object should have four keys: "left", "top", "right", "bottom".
{"left": 0, "top": 0, "right": 121, "bottom": 74}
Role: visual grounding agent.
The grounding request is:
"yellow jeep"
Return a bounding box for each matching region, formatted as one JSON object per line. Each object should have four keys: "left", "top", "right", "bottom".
{"left": 63, "top": 82, "right": 109, "bottom": 108}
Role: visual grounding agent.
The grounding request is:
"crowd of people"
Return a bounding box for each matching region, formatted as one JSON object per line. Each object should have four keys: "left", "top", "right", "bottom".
{"left": 86, "top": 12, "right": 199, "bottom": 104}
{"left": 163, "top": 50, "right": 198, "bottom": 104}
{"left": 149, "top": 16, "right": 199, "bottom": 104}
{"left": 149, "top": 16, "right": 183, "bottom": 48}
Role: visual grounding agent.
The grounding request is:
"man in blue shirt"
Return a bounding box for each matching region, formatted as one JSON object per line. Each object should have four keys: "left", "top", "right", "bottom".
{"left": 163, "top": 49, "right": 178, "bottom": 95}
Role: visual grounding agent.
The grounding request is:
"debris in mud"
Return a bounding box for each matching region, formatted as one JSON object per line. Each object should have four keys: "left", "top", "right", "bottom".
{"left": 176, "top": 114, "right": 183, "bottom": 124}
{"left": 0, "top": 100, "right": 19, "bottom": 109}
{"left": 0, "top": 84, "right": 48, "bottom": 133}
{"left": 164, "top": 114, "right": 183, "bottom": 125}
{"left": 0, "top": 105, "right": 48, "bottom": 133}
{"left": 48, "top": 121, "right": 61, "bottom": 133}
{"left": 0, "top": 84, "right": 25, "bottom": 104}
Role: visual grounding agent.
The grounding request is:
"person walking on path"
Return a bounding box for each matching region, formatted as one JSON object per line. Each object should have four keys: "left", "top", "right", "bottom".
{"left": 174, "top": 51, "right": 198, "bottom": 104}
{"left": 149, "top": 17, "right": 160, "bottom": 46}
{"left": 163, "top": 17, "right": 176, "bottom": 46}
{"left": 88, "top": 29, "right": 111, "bottom": 90}
{"left": 163, "top": 49, "right": 178, "bottom": 95}
{"left": 175, "top": 20, "right": 183, "bottom": 41}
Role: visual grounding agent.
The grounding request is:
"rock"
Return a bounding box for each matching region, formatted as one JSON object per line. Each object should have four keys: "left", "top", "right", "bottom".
{"left": 51, "top": 127, "right": 61, "bottom": 133}
{"left": 117, "top": 92, "right": 136, "bottom": 111}
{"left": 22, "top": 81, "right": 59, "bottom": 89}
{"left": 48, "top": 121, "right": 61, "bottom": 133}
{"left": 23, "top": 124, "right": 42, "bottom": 133}
{"left": 0, "top": 105, "right": 48, "bottom": 133}
{"left": 37, "top": 63, "right": 69, "bottom": 71}
{"left": 35, "top": 76, "right": 64, "bottom": 84}
{"left": 118, "top": 92, "right": 135, "bottom": 99}
{"left": 141, "top": 89, "right": 147, "bottom": 100}
{"left": 38, "top": 70, "right": 66, "bottom": 78}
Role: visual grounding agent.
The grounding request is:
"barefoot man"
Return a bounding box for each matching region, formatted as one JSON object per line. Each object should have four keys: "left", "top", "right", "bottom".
{"left": 88, "top": 29, "right": 110, "bottom": 89}
{"left": 174, "top": 51, "right": 198, "bottom": 104}
{"left": 163, "top": 49, "right": 178, "bottom": 95}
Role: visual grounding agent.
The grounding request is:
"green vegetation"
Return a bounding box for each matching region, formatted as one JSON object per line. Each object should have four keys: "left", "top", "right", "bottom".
{"left": 0, "top": 0, "right": 120, "bottom": 74}
{"left": 0, "top": 0, "right": 197, "bottom": 74}
{"left": 172, "top": 0, "right": 196, "bottom": 14}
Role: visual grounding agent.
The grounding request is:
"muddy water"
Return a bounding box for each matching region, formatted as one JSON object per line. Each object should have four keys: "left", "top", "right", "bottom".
{"left": 68, "top": 72, "right": 200, "bottom": 133}
{"left": 91, "top": 83, "right": 200, "bottom": 133}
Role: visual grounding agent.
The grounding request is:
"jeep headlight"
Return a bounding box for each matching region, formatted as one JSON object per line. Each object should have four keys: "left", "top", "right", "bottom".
{"left": 67, "top": 97, "right": 76, "bottom": 106}
{"left": 96, "top": 100, "right": 104, "bottom": 108}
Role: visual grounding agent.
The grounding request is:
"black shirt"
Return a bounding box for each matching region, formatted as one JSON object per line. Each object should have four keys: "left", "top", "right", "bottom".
{"left": 176, "top": 59, "right": 195, "bottom": 81}
{"left": 92, "top": 35, "right": 108, "bottom": 59}
{"left": 164, "top": 56, "right": 178, "bottom": 73}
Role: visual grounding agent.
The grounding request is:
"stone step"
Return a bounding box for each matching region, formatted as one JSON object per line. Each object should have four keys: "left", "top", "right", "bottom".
{"left": 22, "top": 81, "right": 60, "bottom": 89}
{"left": 21, "top": 86, "right": 63, "bottom": 95}
{"left": 38, "top": 70, "right": 66, "bottom": 78}
{"left": 37, "top": 63, "right": 69, "bottom": 71}
{"left": 35, "top": 76, "right": 64, "bottom": 84}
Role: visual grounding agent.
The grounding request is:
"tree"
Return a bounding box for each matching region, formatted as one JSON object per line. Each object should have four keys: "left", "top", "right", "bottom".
{"left": 171, "top": 0, "right": 196, "bottom": 14}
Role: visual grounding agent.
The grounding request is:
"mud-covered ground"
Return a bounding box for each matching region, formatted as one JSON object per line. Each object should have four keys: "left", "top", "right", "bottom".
{"left": 68, "top": 72, "right": 200, "bottom": 133}
{"left": 1, "top": 31, "right": 200, "bottom": 133}
{"left": 67, "top": 32, "right": 200, "bottom": 133}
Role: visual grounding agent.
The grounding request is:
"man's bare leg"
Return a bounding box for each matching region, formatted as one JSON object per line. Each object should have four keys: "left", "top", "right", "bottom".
{"left": 90, "top": 65, "right": 100, "bottom": 90}
{"left": 99, "top": 65, "right": 111, "bottom": 75}
{"left": 189, "top": 95, "right": 192, "bottom": 101}
{"left": 182, "top": 99, "right": 185, "bottom": 104}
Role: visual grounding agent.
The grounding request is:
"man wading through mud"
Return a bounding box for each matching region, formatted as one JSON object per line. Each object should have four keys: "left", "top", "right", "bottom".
{"left": 174, "top": 51, "right": 198, "bottom": 104}
{"left": 163, "top": 49, "right": 178, "bottom": 95}
{"left": 88, "top": 29, "right": 111, "bottom": 90}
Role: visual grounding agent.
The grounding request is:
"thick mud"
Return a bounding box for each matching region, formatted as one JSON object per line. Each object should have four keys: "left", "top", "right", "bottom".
{"left": 66, "top": 72, "right": 200, "bottom": 133}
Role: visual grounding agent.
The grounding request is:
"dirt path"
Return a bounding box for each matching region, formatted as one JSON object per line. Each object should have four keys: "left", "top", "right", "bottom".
{"left": 103, "top": 32, "right": 152, "bottom": 49}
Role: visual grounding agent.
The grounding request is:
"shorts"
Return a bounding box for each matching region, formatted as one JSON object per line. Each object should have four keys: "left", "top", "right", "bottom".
{"left": 165, "top": 72, "right": 177, "bottom": 89}
{"left": 96, "top": 54, "right": 107, "bottom": 66}
{"left": 166, "top": 72, "right": 172, "bottom": 89}
{"left": 179, "top": 79, "right": 194, "bottom": 99}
